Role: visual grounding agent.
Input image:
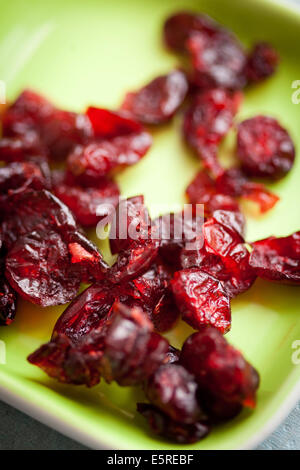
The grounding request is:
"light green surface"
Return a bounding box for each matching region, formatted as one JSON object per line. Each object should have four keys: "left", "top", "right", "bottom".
{"left": 0, "top": 0, "right": 300, "bottom": 450}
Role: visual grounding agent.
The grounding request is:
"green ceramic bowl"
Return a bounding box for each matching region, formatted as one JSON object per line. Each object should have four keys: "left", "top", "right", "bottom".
{"left": 0, "top": 0, "right": 300, "bottom": 450}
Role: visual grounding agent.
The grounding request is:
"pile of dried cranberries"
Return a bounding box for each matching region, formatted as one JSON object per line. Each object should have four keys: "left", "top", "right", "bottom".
{"left": 0, "top": 11, "right": 298, "bottom": 444}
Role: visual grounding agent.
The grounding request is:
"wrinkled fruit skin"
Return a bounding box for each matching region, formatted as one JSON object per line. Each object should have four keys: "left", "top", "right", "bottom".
{"left": 246, "top": 42, "right": 279, "bottom": 84}
{"left": 53, "top": 170, "right": 120, "bottom": 227}
{"left": 121, "top": 70, "right": 188, "bottom": 124}
{"left": 137, "top": 403, "right": 210, "bottom": 444}
{"left": 171, "top": 268, "right": 231, "bottom": 333}
{"left": 249, "top": 232, "right": 300, "bottom": 284}
{"left": 237, "top": 116, "right": 295, "bottom": 180}
{"left": 99, "top": 303, "right": 169, "bottom": 386}
{"left": 0, "top": 258, "right": 17, "bottom": 326}
{"left": 5, "top": 230, "right": 81, "bottom": 307}
{"left": 180, "top": 327, "right": 260, "bottom": 412}
{"left": 183, "top": 89, "right": 242, "bottom": 177}
{"left": 145, "top": 364, "right": 204, "bottom": 424}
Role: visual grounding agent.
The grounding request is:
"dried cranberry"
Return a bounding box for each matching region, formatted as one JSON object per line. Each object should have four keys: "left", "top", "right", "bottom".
{"left": 187, "top": 31, "right": 247, "bottom": 90}
{"left": 246, "top": 42, "right": 279, "bottom": 84}
{"left": 28, "top": 333, "right": 103, "bottom": 387}
{"left": 237, "top": 116, "right": 295, "bottom": 180}
{"left": 0, "top": 133, "right": 45, "bottom": 162}
{"left": 2, "top": 89, "right": 92, "bottom": 161}
{"left": 137, "top": 403, "right": 210, "bottom": 444}
{"left": 163, "top": 11, "right": 219, "bottom": 52}
{"left": 216, "top": 167, "right": 279, "bottom": 213}
{"left": 180, "top": 327, "right": 260, "bottom": 409}
{"left": 171, "top": 268, "right": 231, "bottom": 333}
{"left": 99, "top": 302, "right": 169, "bottom": 386}
{"left": 145, "top": 364, "right": 204, "bottom": 424}
{"left": 186, "top": 170, "right": 240, "bottom": 217}
{"left": 0, "top": 162, "right": 48, "bottom": 204}
{"left": 121, "top": 70, "right": 188, "bottom": 124}
{"left": 5, "top": 230, "right": 81, "bottom": 306}
{"left": 86, "top": 107, "right": 142, "bottom": 138}
{"left": 249, "top": 232, "right": 300, "bottom": 284}
{"left": 53, "top": 170, "right": 120, "bottom": 227}
{"left": 183, "top": 89, "right": 242, "bottom": 176}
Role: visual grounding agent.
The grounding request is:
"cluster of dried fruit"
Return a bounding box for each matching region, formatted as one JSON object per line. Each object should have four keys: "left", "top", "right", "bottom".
{"left": 0, "top": 11, "right": 299, "bottom": 444}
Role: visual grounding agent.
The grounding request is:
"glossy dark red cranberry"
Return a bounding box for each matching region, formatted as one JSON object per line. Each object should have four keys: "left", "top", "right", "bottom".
{"left": 171, "top": 268, "right": 231, "bottom": 333}
{"left": 183, "top": 89, "right": 242, "bottom": 177}
{"left": 53, "top": 170, "right": 120, "bottom": 227}
{"left": 187, "top": 31, "right": 247, "bottom": 90}
{"left": 237, "top": 116, "right": 295, "bottom": 180}
{"left": 0, "top": 133, "right": 46, "bottom": 162}
{"left": 163, "top": 11, "right": 219, "bottom": 52}
{"left": 246, "top": 42, "right": 279, "bottom": 84}
{"left": 137, "top": 403, "right": 210, "bottom": 443}
{"left": 2, "top": 89, "right": 92, "bottom": 161}
{"left": 216, "top": 167, "right": 279, "bottom": 213}
{"left": 145, "top": 364, "right": 204, "bottom": 424}
{"left": 249, "top": 232, "right": 300, "bottom": 284}
{"left": 180, "top": 327, "right": 260, "bottom": 409}
{"left": 121, "top": 70, "right": 188, "bottom": 124}
{"left": 186, "top": 170, "right": 240, "bottom": 216}
{"left": 28, "top": 333, "right": 103, "bottom": 387}
{"left": 99, "top": 302, "right": 169, "bottom": 386}
{"left": 5, "top": 230, "right": 81, "bottom": 306}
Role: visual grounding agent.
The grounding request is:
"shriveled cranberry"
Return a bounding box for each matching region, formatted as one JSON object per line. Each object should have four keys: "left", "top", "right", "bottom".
{"left": 237, "top": 116, "right": 295, "bottom": 180}
{"left": 2, "top": 89, "right": 92, "bottom": 161}
{"left": 109, "top": 195, "right": 149, "bottom": 254}
{"left": 137, "top": 403, "right": 210, "bottom": 444}
{"left": 180, "top": 327, "right": 260, "bottom": 409}
{"left": 187, "top": 31, "right": 247, "bottom": 90}
{"left": 53, "top": 170, "right": 120, "bottom": 227}
{"left": 28, "top": 333, "right": 103, "bottom": 387}
{"left": 108, "top": 238, "right": 159, "bottom": 284}
{"left": 0, "top": 258, "right": 17, "bottom": 326}
{"left": 186, "top": 170, "right": 240, "bottom": 217}
{"left": 171, "top": 268, "right": 231, "bottom": 333}
{"left": 163, "top": 11, "right": 219, "bottom": 52}
{"left": 183, "top": 89, "right": 242, "bottom": 176}
{"left": 198, "top": 391, "right": 243, "bottom": 423}
{"left": 86, "top": 107, "right": 142, "bottom": 138}
{"left": 145, "top": 364, "right": 204, "bottom": 424}
{"left": 5, "top": 230, "right": 81, "bottom": 306}
{"left": 0, "top": 162, "right": 48, "bottom": 208}
{"left": 0, "top": 133, "right": 46, "bottom": 162}
{"left": 249, "top": 232, "right": 300, "bottom": 284}
{"left": 99, "top": 303, "right": 169, "bottom": 386}
{"left": 121, "top": 70, "right": 188, "bottom": 124}
{"left": 216, "top": 167, "right": 279, "bottom": 213}
{"left": 246, "top": 42, "right": 279, "bottom": 84}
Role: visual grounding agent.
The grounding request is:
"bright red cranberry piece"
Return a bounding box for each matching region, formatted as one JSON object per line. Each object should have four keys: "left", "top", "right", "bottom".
{"left": 186, "top": 170, "right": 240, "bottom": 217}
{"left": 237, "top": 116, "right": 295, "bottom": 180}
{"left": 137, "top": 403, "right": 210, "bottom": 444}
{"left": 163, "top": 11, "right": 219, "bottom": 52}
{"left": 171, "top": 268, "right": 231, "bottom": 333}
{"left": 246, "top": 42, "right": 279, "bottom": 84}
{"left": 145, "top": 364, "right": 204, "bottom": 424}
{"left": 183, "top": 89, "right": 242, "bottom": 177}
{"left": 121, "top": 70, "right": 188, "bottom": 124}
{"left": 5, "top": 230, "right": 81, "bottom": 306}
{"left": 249, "top": 232, "right": 300, "bottom": 284}
{"left": 187, "top": 31, "right": 247, "bottom": 90}
{"left": 86, "top": 107, "right": 143, "bottom": 138}
{"left": 53, "top": 170, "right": 120, "bottom": 227}
{"left": 109, "top": 195, "right": 149, "bottom": 254}
{"left": 28, "top": 333, "right": 103, "bottom": 387}
{"left": 99, "top": 302, "right": 169, "bottom": 386}
{"left": 180, "top": 327, "right": 260, "bottom": 409}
